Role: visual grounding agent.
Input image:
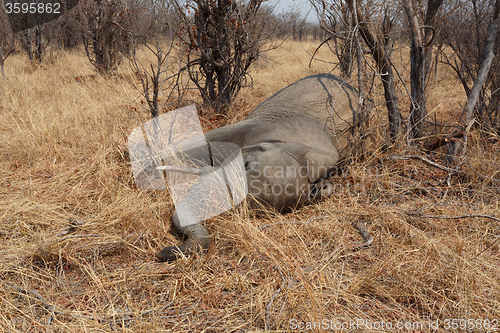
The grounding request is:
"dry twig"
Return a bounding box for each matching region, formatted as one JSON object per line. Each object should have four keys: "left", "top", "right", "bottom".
{"left": 58, "top": 218, "right": 87, "bottom": 237}
{"left": 386, "top": 155, "right": 455, "bottom": 173}
{"left": 259, "top": 216, "right": 330, "bottom": 230}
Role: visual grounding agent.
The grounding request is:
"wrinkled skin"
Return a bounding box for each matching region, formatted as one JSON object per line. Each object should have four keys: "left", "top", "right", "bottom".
{"left": 156, "top": 74, "right": 359, "bottom": 261}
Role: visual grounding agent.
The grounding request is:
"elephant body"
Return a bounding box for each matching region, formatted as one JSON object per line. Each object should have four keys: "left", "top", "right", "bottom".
{"left": 156, "top": 73, "right": 360, "bottom": 261}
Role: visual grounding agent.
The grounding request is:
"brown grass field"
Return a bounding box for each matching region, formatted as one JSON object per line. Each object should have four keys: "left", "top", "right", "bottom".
{"left": 1, "top": 39, "right": 500, "bottom": 332}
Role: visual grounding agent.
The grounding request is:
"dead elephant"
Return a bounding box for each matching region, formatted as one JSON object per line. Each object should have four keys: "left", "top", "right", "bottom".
{"left": 156, "top": 73, "right": 360, "bottom": 261}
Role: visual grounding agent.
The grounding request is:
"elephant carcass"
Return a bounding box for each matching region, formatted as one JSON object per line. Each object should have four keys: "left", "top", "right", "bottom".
{"left": 156, "top": 73, "right": 360, "bottom": 261}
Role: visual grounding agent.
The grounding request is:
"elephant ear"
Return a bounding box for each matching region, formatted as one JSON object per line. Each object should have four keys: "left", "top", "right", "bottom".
{"left": 304, "top": 148, "right": 339, "bottom": 183}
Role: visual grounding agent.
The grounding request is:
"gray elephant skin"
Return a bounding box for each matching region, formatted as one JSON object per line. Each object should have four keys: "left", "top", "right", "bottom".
{"left": 156, "top": 73, "right": 360, "bottom": 261}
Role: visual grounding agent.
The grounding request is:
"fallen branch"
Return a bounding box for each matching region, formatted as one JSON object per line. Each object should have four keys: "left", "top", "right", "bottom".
{"left": 407, "top": 213, "right": 500, "bottom": 258}
{"left": 59, "top": 234, "right": 102, "bottom": 242}
{"left": 410, "top": 213, "right": 500, "bottom": 223}
{"left": 58, "top": 218, "right": 87, "bottom": 237}
{"left": 259, "top": 216, "right": 330, "bottom": 230}
{"left": 476, "top": 237, "right": 500, "bottom": 258}
{"left": 352, "top": 220, "right": 373, "bottom": 248}
{"left": 386, "top": 155, "right": 455, "bottom": 173}
{"left": 467, "top": 160, "right": 500, "bottom": 184}
{"left": 2, "top": 281, "right": 191, "bottom": 325}
{"left": 423, "top": 126, "right": 467, "bottom": 151}
{"left": 2, "top": 281, "right": 55, "bottom": 313}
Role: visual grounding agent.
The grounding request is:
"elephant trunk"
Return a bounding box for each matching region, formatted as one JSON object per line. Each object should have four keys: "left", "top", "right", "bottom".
{"left": 155, "top": 212, "right": 211, "bottom": 262}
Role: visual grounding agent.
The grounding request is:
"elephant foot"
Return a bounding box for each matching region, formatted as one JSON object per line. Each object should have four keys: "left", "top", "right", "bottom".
{"left": 156, "top": 223, "right": 212, "bottom": 262}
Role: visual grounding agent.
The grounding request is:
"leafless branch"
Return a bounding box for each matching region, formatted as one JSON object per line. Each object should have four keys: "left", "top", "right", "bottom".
{"left": 414, "top": 214, "right": 500, "bottom": 223}
{"left": 386, "top": 155, "right": 456, "bottom": 173}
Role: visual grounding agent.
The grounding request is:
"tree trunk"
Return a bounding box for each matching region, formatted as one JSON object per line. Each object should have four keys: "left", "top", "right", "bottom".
{"left": 0, "top": 45, "right": 4, "bottom": 78}
{"left": 403, "top": 0, "right": 443, "bottom": 140}
{"left": 446, "top": 0, "right": 500, "bottom": 163}
{"left": 346, "top": 0, "right": 401, "bottom": 140}
{"left": 352, "top": 0, "right": 365, "bottom": 118}
{"left": 463, "top": 0, "right": 500, "bottom": 125}
{"left": 0, "top": 1, "right": 14, "bottom": 53}
{"left": 34, "top": 27, "right": 43, "bottom": 63}
{"left": 403, "top": 0, "right": 426, "bottom": 140}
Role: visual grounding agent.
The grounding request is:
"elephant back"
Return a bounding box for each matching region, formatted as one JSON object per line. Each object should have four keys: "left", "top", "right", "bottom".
{"left": 247, "top": 74, "right": 359, "bottom": 151}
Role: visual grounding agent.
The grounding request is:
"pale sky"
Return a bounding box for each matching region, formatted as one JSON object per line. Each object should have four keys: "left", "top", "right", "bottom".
{"left": 269, "top": 0, "right": 316, "bottom": 21}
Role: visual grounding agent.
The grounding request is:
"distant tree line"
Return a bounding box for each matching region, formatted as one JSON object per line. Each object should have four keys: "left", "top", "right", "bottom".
{"left": 5, "top": 0, "right": 325, "bottom": 68}
{"left": 2, "top": 0, "right": 327, "bottom": 111}
{"left": 2, "top": 0, "right": 500, "bottom": 154}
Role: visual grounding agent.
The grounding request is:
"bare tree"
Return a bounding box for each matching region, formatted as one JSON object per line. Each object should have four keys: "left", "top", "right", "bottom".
{"left": 311, "top": 0, "right": 403, "bottom": 141}
{"left": 346, "top": 0, "right": 402, "bottom": 140}
{"left": 173, "top": 0, "right": 282, "bottom": 111}
{"left": 461, "top": 0, "right": 500, "bottom": 124}
{"left": 311, "top": 0, "right": 455, "bottom": 143}
{"left": 20, "top": 26, "right": 44, "bottom": 64}
{"left": 445, "top": 0, "right": 500, "bottom": 162}
{"left": 441, "top": 0, "right": 500, "bottom": 135}
{"left": 0, "top": 2, "right": 14, "bottom": 77}
{"left": 78, "top": 0, "right": 133, "bottom": 73}
{"left": 126, "top": 3, "right": 187, "bottom": 118}
{"left": 311, "top": 0, "right": 356, "bottom": 78}
{"left": 402, "top": 0, "right": 443, "bottom": 140}
{"left": 0, "top": 0, "right": 78, "bottom": 75}
{"left": 55, "top": 11, "right": 81, "bottom": 50}
{"left": 0, "top": 36, "right": 13, "bottom": 77}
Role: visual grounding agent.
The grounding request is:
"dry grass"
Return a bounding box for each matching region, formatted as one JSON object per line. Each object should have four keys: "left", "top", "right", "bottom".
{"left": 0, "top": 39, "right": 499, "bottom": 332}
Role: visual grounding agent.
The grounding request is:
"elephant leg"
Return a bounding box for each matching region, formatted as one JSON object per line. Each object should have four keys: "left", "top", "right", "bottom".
{"left": 156, "top": 212, "right": 212, "bottom": 261}
{"left": 156, "top": 166, "right": 231, "bottom": 262}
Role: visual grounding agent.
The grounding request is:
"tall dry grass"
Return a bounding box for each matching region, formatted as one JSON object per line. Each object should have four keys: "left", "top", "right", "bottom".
{"left": 0, "top": 40, "right": 499, "bottom": 332}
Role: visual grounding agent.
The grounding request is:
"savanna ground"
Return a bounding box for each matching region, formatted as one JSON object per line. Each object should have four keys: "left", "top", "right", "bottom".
{"left": 0, "top": 39, "right": 500, "bottom": 332}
